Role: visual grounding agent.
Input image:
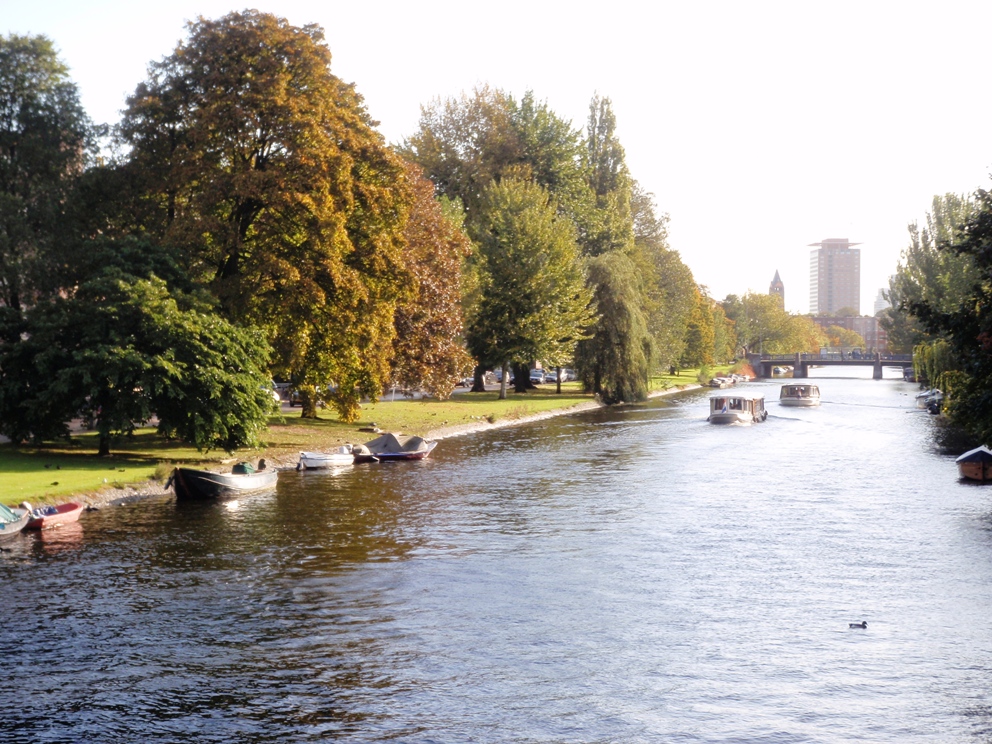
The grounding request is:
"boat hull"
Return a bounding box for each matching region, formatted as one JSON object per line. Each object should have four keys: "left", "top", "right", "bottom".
{"left": 0, "top": 508, "right": 29, "bottom": 542}
{"left": 353, "top": 437, "right": 437, "bottom": 463}
{"left": 779, "top": 397, "right": 820, "bottom": 407}
{"left": 297, "top": 449, "right": 354, "bottom": 469}
{"left": 25, "top": 502, "right": 84, "bottom": 530}
{"left": 169, "top": 468, "right": 279, "bottom": 501}
{"left": 956, "top": 445, "right": 992, "bottom": 482}
{"left": 708, "top": 412, "right": 762, "bottom": 425}
{"left": 958, "top": 462, "right": 992, "bottom": 482}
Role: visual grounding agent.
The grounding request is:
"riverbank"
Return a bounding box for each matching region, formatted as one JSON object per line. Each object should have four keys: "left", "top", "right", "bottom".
{"left": 0, "top": 375, "right": 709, "bottom": 507}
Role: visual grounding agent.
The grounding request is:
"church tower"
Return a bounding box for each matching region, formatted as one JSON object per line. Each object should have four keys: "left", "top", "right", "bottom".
{"left": 769, "top": 269, "right": 785, "bottom": 307}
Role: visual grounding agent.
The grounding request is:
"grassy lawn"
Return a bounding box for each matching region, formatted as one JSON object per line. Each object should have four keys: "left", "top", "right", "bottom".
{"left": 0, "top": 371, "right": 713, "bottom": 505}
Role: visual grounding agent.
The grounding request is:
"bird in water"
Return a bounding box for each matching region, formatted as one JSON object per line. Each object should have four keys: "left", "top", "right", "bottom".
{"left": 849, "top": 621, "right": 868, "bottom": 629}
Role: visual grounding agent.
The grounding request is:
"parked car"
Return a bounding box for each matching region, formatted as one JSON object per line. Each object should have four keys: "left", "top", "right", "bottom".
{"left": 544, "top": 370, "right": 559, "bottom": 384}
{"left": 529, "top": 369, "right": 545, "bottom": 384}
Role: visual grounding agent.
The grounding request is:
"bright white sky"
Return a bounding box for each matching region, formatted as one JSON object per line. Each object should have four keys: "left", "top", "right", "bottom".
{"left": 7, "top": 1, "right": 992, "bottom": 314}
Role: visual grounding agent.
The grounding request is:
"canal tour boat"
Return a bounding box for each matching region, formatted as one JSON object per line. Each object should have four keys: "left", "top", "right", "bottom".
{"left": 955, "top": 445, "right": 992, "bottom": 482}
{"left": 779, "top": 383, "right": 820, "bottom": 407}
{"left": 708, "top": 394, "right": 768, "bottom": 425}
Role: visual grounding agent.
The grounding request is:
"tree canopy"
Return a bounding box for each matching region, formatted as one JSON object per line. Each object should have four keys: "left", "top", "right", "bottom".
{"left": 119, "top": 10, "right": 413, "bottom": 421}
{"left": 466, "top": 178, "right": 593, "bottom": 399}
{"left": 0, "top": 34, "right": 94, "bottom": 311}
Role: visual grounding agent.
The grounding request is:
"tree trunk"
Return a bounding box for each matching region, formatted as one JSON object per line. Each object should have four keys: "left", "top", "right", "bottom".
{"left": 498, "top": 361, "right": 509, "bottom": 400}
{"left": 470, "top": 363, "right": 487, "bottom": 393}
{"left": 513, "top": 362, "right": 535, "bottom": 394}
{"left": 555, "top": 366, "right": 562, "bottom": 394}
{"left": 98, "top": 433, "right": 111, "bottom": 457}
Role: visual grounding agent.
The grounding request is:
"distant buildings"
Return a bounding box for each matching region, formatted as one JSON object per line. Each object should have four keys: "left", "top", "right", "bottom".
{"left": 809, "top": 238, "right": 861, "bottom": 315}
{"left": 873, "top": 285, "right": 891, "bottom": 315}
{"left": 811, "top": 314, "right": 888, "bottom": 353}
{"left": 769, "top": 270, "right": 784, "bottom": 307}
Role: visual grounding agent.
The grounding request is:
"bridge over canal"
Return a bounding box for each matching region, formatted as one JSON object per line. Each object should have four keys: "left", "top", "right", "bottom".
{"left": 747, "top": 353, "right": 914, "bottom": 380}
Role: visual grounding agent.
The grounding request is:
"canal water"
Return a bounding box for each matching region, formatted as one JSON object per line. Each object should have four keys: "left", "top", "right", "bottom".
{"left": 3, "top": 371, "right": 991, "bottom": 742}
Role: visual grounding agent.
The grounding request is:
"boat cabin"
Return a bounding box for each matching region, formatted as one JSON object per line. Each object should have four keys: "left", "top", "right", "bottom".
{"left": 779, "top": 383, "right": 820, "bottom": 407}
{"left": 708, "top": 394, "right": 767, "bottom": 425}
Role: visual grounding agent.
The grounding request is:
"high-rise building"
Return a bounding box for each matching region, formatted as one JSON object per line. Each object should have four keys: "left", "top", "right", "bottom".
{"left": 809, "top": 238, "right": 861, "bottom": 315}
{"left": 769, "top": 270, "right": 785, "bottom": 307}
{"left": 873, "top": 287, "right": 891, "bottom": 315}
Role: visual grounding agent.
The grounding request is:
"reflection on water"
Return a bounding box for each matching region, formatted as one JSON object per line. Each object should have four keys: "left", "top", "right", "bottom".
{"left": 3, "top": 374, "right": 992, "bottom": 742}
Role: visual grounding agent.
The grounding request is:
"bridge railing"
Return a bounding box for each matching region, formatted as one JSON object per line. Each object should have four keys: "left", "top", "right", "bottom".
{"left": 757, "top": 353, "right": 912, "bottom": 363}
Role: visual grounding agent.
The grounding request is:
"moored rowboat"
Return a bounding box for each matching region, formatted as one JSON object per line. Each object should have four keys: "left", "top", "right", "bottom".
{"left": 25, "top": 501, "right": 84, "bottom": 530}
{"left": 297, "top": 447, "right": 355, "bottom": 470}
{"left": 167, "top": 465, "right": 278, "bottom": 501}
{"left": 0, "top": 504, "right": 30, "bottom": 542}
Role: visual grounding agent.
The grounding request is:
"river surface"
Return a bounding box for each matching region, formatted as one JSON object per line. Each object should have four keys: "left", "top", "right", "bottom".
{"left": 3, "top": 371, "right": 992, "bottom": 743}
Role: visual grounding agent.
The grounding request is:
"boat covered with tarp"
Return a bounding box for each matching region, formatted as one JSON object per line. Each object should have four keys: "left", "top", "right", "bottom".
{"left": 956, "top": 445, "right": 992, "bottom": 482}
{"left": 352, "top": 433, "right": 437, "bottom": 463}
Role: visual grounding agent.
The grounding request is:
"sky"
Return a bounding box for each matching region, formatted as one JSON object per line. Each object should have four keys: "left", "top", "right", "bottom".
{"left": 6, "top": 0, "right": 992, "bottom": 315}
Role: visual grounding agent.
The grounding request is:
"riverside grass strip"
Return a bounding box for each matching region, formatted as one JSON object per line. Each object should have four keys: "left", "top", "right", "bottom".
{"left": 0, "top": 371, "right": 709, "bottom": 505}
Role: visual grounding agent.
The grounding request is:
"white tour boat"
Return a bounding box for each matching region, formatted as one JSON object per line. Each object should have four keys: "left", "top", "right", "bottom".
{"left": 708, "top": 394, "right": 768, "bottom": 425}
{"left": 779, "top": 383, "right": 820, "bottom": 407}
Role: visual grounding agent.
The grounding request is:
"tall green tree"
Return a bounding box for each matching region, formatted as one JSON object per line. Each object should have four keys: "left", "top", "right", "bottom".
{"left": 0, "top": 34, "right": 94, "bottom": 310}
{"left": 119, "top": 11, "right": 412, "bottom": 422}
{"left": 575, "top": 252, "right": 651, "bottom": 403}
{"left": 909, "top": 188, "right": 992, "bottom": 443}
{"left": 629, "top": 183, "right": 696, "bottom": 370}
{"left": 582, "top": 95, "right": 634, "bottom": 256}
{"left": 466, "top": 179, "right": 592, "bottom": 399}
{"left": 882, "top": 194, "right": 979, "bottom": 353}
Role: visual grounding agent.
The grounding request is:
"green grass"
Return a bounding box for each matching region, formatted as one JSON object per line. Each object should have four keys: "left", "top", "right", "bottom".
{"left": 0, "top": 373, "right": 710, "bottom": 505}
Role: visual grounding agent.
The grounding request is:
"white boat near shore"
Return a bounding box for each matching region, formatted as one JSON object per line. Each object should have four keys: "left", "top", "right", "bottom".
{"left": 297, "top": 447, "right": 355, "bottom": 470}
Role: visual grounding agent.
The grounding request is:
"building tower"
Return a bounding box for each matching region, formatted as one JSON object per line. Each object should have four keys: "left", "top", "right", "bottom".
{"left": 809, "top": 238, "right": 861, "bottom": 315}
{"left": 769, "top": 270, "right": 785, "bottom": 307}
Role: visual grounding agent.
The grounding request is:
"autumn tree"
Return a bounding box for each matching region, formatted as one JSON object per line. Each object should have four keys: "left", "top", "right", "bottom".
{"left": 679, "top": 287, "right": 716, "bottom": 369}
{"left": 466, "top": 179, "right": 593, "bottom": 399}
{"left": 119, "top": 11, "right": 412, "bottom": 421}
{"left": 390, "top": 163, "right": 473, "bottom": 399}
{"left": 824, "top": 325, "right": 865, "bottom": 349}
{"left": 0, "top": 34, "right": 94, "bottom": 310}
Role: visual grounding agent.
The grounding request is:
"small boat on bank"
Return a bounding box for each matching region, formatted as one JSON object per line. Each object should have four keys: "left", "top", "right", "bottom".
{"left": 166, "top": 462, "right": 278, "bottom": 501}
{"left": 708, "top": 394, "right": 768, "bottom": 425}
{"left": 0, "top": 504, "right": 30, "bottom": 543}
{"left": 956, "top": 445, "right": 992, "bottom": 482}
{"left": 25, "top": 502, "right": 84, "bottom": 530}
{"left": 297, "top": 447, "right": 355, "bottom": 470}
{"left": 779, "top": 383, "right": 820, "bottom": 407}
{"left": 352, "top": 433, "right": 437, "bottom": 463}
